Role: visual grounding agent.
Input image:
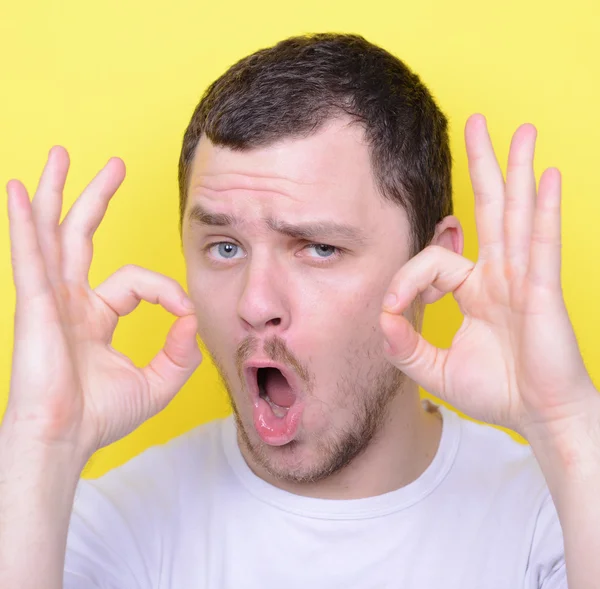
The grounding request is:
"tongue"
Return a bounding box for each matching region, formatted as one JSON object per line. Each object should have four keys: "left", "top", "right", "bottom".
{"left": 264, "top": 369, "right": 296, "bottom": 408}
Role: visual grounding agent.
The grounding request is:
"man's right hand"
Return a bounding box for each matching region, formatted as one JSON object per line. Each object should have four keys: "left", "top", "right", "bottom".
{"left": 3, "top": 145, "right": 202, "bottom": 460}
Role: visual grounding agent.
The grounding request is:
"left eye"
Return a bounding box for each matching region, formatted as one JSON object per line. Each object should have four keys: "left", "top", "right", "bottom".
{"left": 305, "top": 244, "right": 338, "bottom": 258}
{"left": 209, "top": 242, "right": 245, "bottom": 259}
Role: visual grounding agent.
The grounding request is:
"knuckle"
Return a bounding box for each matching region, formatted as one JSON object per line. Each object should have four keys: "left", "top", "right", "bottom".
{"left": 422, "top": 244, "right": 444, "bottom": 262}
{"left": 120, "top": 263, "right": 143, "bottom": 276}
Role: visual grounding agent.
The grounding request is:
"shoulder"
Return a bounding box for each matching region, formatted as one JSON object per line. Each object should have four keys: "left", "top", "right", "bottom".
{"left": 441, "top": 406, "right": 564, "bottom": 551}
{"left": 443, "top": 405, "right": 546, "bottom": 493}
{"left": 65, "top": 418, "right": 234, "bottom": 584}
{"left": 438, "top": 405, "right": 557, "bottom": 535}
{"left": 74, "top": 416, "right": 232, "bottom": 514}
{"left": 431, "top": 406, "right": 565, "bottom": 587}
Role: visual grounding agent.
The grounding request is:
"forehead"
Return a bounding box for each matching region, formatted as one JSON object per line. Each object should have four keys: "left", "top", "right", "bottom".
{"left": 183, "top": 118, "right": 410, "bottom": 250}
{"left": 187, "top": 118, "right": 380, "bottom": 209}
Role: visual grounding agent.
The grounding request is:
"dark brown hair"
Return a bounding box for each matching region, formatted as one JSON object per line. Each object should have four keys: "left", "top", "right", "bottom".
{"left": 178, "top": 33, "right": 453, "bottom": 254}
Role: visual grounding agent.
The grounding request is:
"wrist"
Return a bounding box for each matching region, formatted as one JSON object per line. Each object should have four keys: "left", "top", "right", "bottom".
{"left": 0, "top": 420, "right": 90, "bottom": 480}
{"left": 0, "top": 417, "right": 85, "bottom": 589}
{"left": 0, "top": 430, "right": 87, "bottom": 532}
{"left": 525, "top": 393, "right": 600, "bottom": 499}
{"left": 1, "top": 399, "right": 94, "bottom": 460}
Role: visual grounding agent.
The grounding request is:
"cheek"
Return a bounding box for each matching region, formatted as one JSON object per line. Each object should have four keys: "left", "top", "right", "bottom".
{"left": 310, "top": 279, "right": 385, "bottom": 331}
{"left": 292, "top": 268, "right": 390, "bottom": 353}
{"left": 188, "top": 277, "right": 236, "bottom": 353}
{"left": 299, "top": 284, "right": 387, "bottom": 380}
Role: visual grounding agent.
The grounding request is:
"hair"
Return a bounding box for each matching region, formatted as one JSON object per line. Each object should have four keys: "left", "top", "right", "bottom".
{"left": 178, "top": 33, "right": 453, "bottom": 255}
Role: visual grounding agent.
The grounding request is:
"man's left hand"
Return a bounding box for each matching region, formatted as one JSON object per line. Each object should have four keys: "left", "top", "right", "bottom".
{"left": 380, "top": 114, "right": 599, "bottom": 450}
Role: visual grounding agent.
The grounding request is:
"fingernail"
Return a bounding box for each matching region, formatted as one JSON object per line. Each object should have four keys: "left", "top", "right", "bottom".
{"left": 383, "top": 293, "right": 397, "bottom": 310}
{"left": 182, "top": 296, "right": 195, "bottom": 310}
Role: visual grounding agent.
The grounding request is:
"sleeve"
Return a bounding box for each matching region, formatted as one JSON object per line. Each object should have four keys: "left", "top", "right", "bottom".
{"left": 524, "top": 492, "right": 568, "bottom": 589}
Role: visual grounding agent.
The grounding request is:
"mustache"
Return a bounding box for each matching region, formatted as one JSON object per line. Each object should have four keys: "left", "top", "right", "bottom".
{"left": 235, "top": 335, "right": 312, "bottom": 390}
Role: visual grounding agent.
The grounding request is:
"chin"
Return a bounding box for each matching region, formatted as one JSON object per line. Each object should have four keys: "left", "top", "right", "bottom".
{"left": 234, "top": 410, "right": 316, "bottom": 479}
{"left": 233, "top": 408, "right": 372, "bottom": 485}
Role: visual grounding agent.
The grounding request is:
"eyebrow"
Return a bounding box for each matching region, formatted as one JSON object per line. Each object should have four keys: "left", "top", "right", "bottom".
{"left": 187, "top": 203, "right": 368, "bottom": 245}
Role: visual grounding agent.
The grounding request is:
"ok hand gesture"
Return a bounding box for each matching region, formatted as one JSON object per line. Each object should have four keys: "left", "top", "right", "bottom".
{"left": 381, "top": 114, "right": 598, "bottom": 442}
{"left": 4, "top": 148, "right": 201, "bottom": 459}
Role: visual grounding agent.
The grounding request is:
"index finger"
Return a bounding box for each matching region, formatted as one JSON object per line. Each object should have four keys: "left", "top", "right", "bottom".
{"left": 60, "top": 157, "right": 126, "bottom": 284}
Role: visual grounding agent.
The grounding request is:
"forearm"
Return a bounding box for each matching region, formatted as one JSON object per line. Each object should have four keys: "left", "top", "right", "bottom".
{"left": 528, "top": 397, "right": 600, "bottom": 589}
{"left": 555, "top": 475, "right": 600, "bottom": 589}
{"left": 0, "top": 425, "right": 87, "bottom": 589}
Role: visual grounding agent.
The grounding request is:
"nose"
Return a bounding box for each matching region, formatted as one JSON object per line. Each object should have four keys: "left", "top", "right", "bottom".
{"left": 237, "top": 257, "right": 290, "bottom": 333}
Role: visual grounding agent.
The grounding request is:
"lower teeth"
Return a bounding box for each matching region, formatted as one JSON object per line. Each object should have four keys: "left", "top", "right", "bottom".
{"left": 261, "top": 392, "right": 288, "bottom": 418}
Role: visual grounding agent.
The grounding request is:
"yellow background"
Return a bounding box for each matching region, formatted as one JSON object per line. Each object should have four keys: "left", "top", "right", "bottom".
{"left": 1, "top": 0, "right": 599, "bottom": 478}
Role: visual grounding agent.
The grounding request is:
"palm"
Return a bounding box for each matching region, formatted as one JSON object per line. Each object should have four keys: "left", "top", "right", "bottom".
{"left": 58, "top": 286, "right": 153, "bottom": 449}
{"left": 381, "top": 115, "right": 595, "bottom": 436}
{"left": 12, "top": 287, "right": 142, "bottom": 449}
{"left": 5, "top": 148, "right": 201, "bottom": 455}
{"left": 441, "top": 263, "right": 518, "bottom": 426}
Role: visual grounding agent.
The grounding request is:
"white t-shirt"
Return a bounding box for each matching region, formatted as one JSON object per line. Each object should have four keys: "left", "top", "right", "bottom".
{"left": 64, "top": 404, "right": 567, "bottom": 589}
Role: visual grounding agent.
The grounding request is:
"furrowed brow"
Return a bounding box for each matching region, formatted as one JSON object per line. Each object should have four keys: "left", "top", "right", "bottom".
{"left": 187, "top": 204, "right": 237, "bottom": 228}
{"left": 187, "top": 204, "right": 367, "bottom": 245}
{"left": 267, "top": 218, "right": 367, "bottom": 245}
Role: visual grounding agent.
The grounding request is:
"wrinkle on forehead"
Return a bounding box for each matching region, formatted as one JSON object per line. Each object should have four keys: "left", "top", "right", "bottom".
{"left": 196, "top": 170, "right": 315, "bottom": 187}
{"left": 189, "top": 174, "right": 310, "bottom": 204}
{"left": 189, "top": 117, "right": 374, "bottom": 192}
{"left": 183, "top": 118, "right": 405, "bottom": 242}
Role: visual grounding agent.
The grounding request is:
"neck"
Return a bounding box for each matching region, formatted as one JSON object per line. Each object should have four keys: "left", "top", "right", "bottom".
{"left": 242, "top": 384, "right": 444, "bottom": 500}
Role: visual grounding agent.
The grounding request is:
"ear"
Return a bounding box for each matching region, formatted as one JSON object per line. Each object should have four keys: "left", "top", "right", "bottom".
{"left": 430, "top": 215, "right": 464, "bottom": 256}
{"left": 418, "top": 215, "right": 465, "bottom": 306}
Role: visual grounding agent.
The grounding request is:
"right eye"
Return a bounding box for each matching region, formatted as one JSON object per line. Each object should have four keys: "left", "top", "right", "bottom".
{"left": 207, "top": 241, "right": 246, "bottom": 261}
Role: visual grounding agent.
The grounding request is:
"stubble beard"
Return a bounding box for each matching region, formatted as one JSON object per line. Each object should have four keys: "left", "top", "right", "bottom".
{"left": 210, "top": 336, "right": 405, "bottom": 486}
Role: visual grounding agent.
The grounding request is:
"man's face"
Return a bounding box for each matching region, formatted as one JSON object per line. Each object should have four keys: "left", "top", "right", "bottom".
{"left": 182, "top": 118, "right": 414, "bottom": 484}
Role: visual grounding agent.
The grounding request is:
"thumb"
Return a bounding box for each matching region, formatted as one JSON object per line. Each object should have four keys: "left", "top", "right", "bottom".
{"left": 380, "top": 311, "right": 446, "bottom": 395}
{"left": 142, "top": 313, "right": 203, "bottom": 412}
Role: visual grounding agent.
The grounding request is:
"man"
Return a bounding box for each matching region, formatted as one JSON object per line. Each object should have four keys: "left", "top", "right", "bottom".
{"left": 1, "top": 33, "right": 598, "bottom": 588}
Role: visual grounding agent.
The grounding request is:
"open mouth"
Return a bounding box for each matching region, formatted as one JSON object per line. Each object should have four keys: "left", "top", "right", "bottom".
{"left": 244, "top": 362, "right": 305, "bottom": 446}
{"left": 257, "top": 367, "right": 297, "bottom": 418}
